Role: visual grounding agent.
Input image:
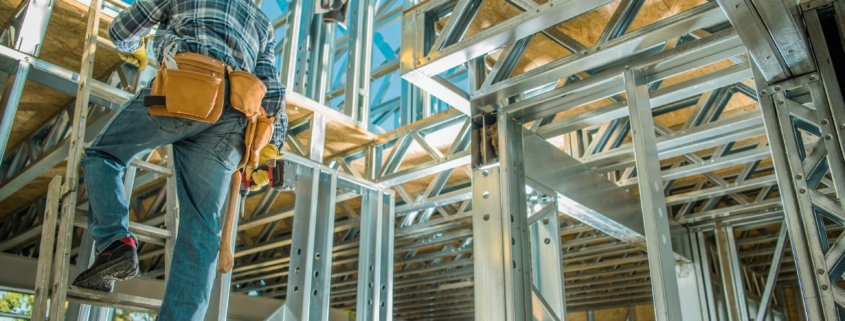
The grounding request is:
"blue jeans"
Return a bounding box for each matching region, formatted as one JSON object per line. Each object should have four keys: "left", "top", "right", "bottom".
{"left": 81, "top": 86, "right": 246, "bottom": 320}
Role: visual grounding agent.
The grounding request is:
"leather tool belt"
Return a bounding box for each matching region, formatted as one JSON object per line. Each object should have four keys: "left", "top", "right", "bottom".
{"left": 143, "top": 52, "right": 276, "bottom": 273}
{"left": 143, "top": 52, "right": 275, "bottom": 168}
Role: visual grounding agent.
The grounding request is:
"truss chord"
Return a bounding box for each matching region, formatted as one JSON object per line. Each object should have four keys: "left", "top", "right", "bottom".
{"left": 752, "top": 57, "right": 832, "bottom": 319}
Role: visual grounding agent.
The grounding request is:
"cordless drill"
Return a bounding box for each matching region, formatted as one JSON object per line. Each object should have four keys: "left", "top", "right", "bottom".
{"left": 266, "top": 159, "right": 296, "bottom": 191}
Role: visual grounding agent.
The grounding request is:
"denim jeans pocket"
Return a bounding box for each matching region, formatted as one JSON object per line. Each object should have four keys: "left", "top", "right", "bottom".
{"left": 147, "top": 113, "right": 194, "bottom": 134}
{"left": 214, "top": 132, "right": 246, "bottom": 171}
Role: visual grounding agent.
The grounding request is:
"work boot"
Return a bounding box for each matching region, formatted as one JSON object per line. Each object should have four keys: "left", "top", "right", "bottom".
{"left": 72, "top": 237, "right": 139, "bottom": 292}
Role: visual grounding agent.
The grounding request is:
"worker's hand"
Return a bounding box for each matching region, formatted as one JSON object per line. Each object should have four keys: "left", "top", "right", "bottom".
{"left": 246, "top": 145, "right": 281, "bottom": 191}
{"left": 118, "top": 36, "right": 152, "bottom": 71}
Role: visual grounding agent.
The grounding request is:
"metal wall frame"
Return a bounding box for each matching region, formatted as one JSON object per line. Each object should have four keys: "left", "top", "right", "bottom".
{"left": 396, "top": 0, "right": 845, "bottom": 319}
{"left": 5, "top": 0, "right": 845, "bottom": 319}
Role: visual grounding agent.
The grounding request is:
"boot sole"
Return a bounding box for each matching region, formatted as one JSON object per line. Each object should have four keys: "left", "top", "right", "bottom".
{"left": 72, "top": 251, "right": 139, "bottom": 291}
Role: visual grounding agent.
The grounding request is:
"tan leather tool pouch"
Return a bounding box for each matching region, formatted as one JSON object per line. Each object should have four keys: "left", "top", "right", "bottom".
{"left": 250, "top": 117, "right": 274, "bottom": 167}
{"left": 228, "top": 70, "right": 267, "bottom": 122}
{"left": 148, "top": 53, "right": 227, "bottom": 123}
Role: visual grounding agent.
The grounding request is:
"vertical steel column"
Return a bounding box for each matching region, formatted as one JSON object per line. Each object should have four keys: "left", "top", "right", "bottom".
{"left": 280, "top": 0, "right": 315, "bottom": 88}
{"left": 400, "top": 80, "right": 431, "bottom": 126}
{"left": 48, "top": 0, "right": 101, "bottom": 318}
{"left": 752, "top": 60, "right": 833, "bottom": 320}
{"left": 622, "top": 68, "right": 682, "bottom": 321}
{"left": 0, "top": 0, "right": 54, "bottom": 161}
{"left": 298, "top": 13, "right": 334, "bottom": 103}
{"left": 471, "top": 112, "right": 532, "bottom": 321}
{"left": 345, "top": 0, "right": 376, "bottom": 124}
{"left": 271, "top": 111, "right": 336, "bottom": 321}
{"left": 279, "top": 169, "right": 337, "bottom": 321}
{"left": 675, "top": 232, "right": 706, "bottom": 321}
{"left": 399, "top": 0, "right": 433, "bottom": 127}
{"left": 692, "top": 231, "right": 719, "bottom": 321}
{"left": 311, "top": 21, "right": 335, "bottom": 104}
{"left": 715, "top": 222, "right": 749, "bottom": 321}
{"left": 308, "top": 114, "right": 327, "bottom": 162}
{"left": 805, "top": 8, "right": 845, "bottom": 194}
{"left": 529, "top": 201, "right": 565, "bottom": 320}
{"left": 355, "top": 188, "right": 395, "bottom": 321}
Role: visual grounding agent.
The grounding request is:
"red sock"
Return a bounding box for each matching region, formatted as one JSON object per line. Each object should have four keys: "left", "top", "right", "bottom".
{"left": 120, "top": 237, "right": 137, "bottom": 248}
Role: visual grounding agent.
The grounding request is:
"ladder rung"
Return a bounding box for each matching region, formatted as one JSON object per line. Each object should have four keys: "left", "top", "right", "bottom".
{"left": 74, "top": 214, "right": 172, "bottom": 245}
{"left": 96, "top": 36, "right": 116, "bottom": 50}
{"left": 67, "top": 286, "right": 161, "bottom": 314}
{"left": 130, "top": 159, "right": 173, "bottom": 177}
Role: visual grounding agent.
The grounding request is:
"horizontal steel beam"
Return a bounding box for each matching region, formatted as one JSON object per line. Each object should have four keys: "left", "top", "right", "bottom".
{"left": 582, "top": 112, "right": 765, "bottom": 172}
{"left": 523, "top": 131, "right": 689, "bottom": 256}
{"left": 402, "top": 0, "right": 616, "bottom": 77}
{"left": 617, "top": 146, "right": 772, "bottom": 187}
{"left": 472, "top": 2, "right": 729, "bottom": 106}
{"left": 509, "top": 28, "right": 746, "bottom": 123}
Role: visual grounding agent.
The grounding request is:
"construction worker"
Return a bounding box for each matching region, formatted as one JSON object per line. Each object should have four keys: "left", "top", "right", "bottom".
{"left": 70, "top": 0, "right": 287, "bottom": 319}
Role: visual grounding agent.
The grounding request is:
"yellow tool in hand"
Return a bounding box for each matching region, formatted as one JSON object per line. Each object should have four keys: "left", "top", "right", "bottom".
{"left": 246, "top": 144, "right": 281, "bottom": 191}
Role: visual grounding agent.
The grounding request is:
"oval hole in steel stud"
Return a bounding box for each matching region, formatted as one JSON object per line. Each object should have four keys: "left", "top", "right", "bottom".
{"left": 482, "top": 191, "right": 490, "bottom": 199}
{"left": 483, "top": 214, "right": 490, "bottom": 221}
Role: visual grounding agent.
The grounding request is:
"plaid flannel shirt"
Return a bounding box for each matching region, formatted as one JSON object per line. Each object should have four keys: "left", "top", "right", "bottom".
{"left": 108, "top": 0, "right": 287, "bottom": 149}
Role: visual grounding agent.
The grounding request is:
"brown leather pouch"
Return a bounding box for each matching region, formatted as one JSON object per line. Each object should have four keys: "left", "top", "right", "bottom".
{"left": 228, "top": 70, "right": 266, "bottom": 122}
{"left": 250, "top": 117, "right": 274, "bottom": 167}
{"left": 147, "top": 53, "right": 227, "bottom": 123}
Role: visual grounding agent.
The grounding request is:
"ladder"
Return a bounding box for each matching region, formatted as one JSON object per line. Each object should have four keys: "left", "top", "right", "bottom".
{"left": 27, "top": 0, "right": 196, "bottom": 319}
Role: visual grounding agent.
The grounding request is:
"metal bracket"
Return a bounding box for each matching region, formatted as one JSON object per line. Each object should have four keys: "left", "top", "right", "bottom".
{"left": 470, "top": 112, "right": 498, "bottom": 168}
{"left": 760, "top": 73, "right": 821, "bottom": 96}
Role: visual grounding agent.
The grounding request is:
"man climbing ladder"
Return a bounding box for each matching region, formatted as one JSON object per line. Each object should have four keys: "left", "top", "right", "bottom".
{"left": 71, "top": 0, "right": 288, "bottom": 319}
